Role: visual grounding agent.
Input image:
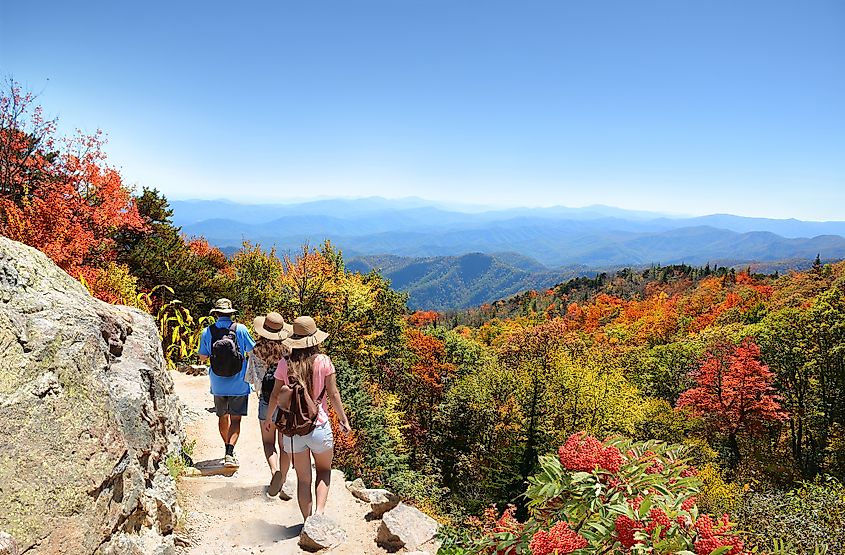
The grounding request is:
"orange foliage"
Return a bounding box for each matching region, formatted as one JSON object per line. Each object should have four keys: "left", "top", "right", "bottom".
{"left": 404, "top": 329, "right": 456, "bottom": 393}
{"left": 408, "top": 310, "right": 439, "bottom": 328}
{"left": 187, "top": 237, "right": 228, "bottom": 267}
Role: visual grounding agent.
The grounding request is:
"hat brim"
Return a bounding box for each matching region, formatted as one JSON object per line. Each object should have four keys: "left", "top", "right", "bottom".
{"left": 282, "top": 329, "right": 329, "bottom": 349}
{"left": 253, "top": 316, "right": 293, "bottom": 341}
{"left": 210, "top": 308, "right": 238, "bottom": 315}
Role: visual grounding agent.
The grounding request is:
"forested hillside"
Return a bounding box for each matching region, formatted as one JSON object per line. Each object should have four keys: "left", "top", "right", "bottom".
{"left": 3, "top": 83, "right": 844, "bottom": 554}
{"left": 346, "top": 252, "right": 579, "bottom": 309}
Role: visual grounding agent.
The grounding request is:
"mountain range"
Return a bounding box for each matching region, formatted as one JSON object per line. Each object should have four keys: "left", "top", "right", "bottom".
{"left": 170, "top": 197, "right": 845, "bottom": 308}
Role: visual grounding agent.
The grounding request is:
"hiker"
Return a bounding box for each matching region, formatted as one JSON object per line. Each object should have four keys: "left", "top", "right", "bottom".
{"left": 198, "top": 298, "right": 255, "bottom": 467}
{"left": 245, "top": 311, "right": 293, "bottom": 497}
{"left": 264, "top": 316, "right": 352, "bottom": 520}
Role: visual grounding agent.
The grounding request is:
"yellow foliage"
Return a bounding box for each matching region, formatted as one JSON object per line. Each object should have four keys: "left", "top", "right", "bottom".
{"left": 696, "top": 463, "right": 740, "bottom": 515}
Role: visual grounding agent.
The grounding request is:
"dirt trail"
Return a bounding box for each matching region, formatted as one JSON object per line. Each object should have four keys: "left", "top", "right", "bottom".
{"left": 171, "top": 371, "right": 388, "bottom": 554}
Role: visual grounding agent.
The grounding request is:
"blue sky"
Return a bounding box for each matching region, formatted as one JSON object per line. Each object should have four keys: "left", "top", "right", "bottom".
{"left": 1, "top": 0, "right": 843, "bottom": 219}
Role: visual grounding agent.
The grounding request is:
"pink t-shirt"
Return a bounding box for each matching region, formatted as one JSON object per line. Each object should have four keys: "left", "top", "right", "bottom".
{"left": 274, "top": 354, "right": 335, "bottom": 426}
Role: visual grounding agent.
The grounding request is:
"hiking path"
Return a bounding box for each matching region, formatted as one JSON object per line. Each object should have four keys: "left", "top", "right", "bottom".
{"left": 171, "top": 370, "right": 388, "bottom": 554}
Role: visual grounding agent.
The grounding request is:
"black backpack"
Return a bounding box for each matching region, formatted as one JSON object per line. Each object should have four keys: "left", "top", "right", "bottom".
{"left": 209, "top": 323, "right": 244, "bottom": 377}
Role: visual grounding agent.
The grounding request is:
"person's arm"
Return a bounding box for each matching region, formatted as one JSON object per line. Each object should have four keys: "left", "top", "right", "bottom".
{"left": 198, "top": 326, "right": 211, "bottom": 364}
{"left": 325, "top": 373, "right": 351, "bottom": 434}
{"left": 262, "top": 378, "right": 285, "bottom": 431}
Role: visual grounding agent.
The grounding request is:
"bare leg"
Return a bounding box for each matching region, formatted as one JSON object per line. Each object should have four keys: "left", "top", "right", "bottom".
{"left": 312, "top": 448, "right": 334, "bottom": 515}
{"left": 227, "top": 415, "right": 242, "bottom": 447}
{"left": 218, "top": 415, "right": 229, "bottom": 445}
{"left": 260, "top": 420, "right": 279, "bottom": 474}
{"left": 293, "top": 449, "right": 313, "bottom": 520}
{"left": 278, "top": 430, "right": 291, "bottom": 480}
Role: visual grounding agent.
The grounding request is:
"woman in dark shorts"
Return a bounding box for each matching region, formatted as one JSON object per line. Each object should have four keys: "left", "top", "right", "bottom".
{"left": 245, "top": 312, "right": 292, "bottom": 497}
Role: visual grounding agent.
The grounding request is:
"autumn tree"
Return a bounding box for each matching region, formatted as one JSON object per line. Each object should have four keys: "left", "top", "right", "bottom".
{"left": 401, "top": 329, "right": 456, "bottom": 466}
{"left": 677, "top": 338, "right": 788, "bottom": 465}
{"left": 0, "top": 80, "right": 146, "bottom": 279}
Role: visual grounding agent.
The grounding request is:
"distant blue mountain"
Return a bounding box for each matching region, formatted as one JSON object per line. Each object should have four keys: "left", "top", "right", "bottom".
{"left": 172, "top": 197, "right": 845, "bottom": 270}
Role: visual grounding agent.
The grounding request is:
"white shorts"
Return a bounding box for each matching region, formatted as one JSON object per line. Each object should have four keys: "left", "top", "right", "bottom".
{"left": 282, "top": 422, "right": 334, "bottom": 454}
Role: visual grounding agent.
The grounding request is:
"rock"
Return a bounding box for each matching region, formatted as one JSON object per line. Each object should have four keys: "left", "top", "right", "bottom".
{"left": 0, "top": 238, "right": 185, "bottom": 554}
{"left": 177, "top": 364, "right": 207, "bottom": 376}
{"left": 345, "top": 478, "right": 400, "bottom": 517}
{"left": 367, "top": 489, "right": 401, "bottom": 517}
{"left": 0, "top": 531, "right": 19, "bottom": 555}
{"left": 298, "top": 514, "right": 347, "bottom": 551}
{"left": 346, "top": 477, "right": 366, "bottom": 496}
{"left": 376, "top": 502, "right": 439, "bottom": 551}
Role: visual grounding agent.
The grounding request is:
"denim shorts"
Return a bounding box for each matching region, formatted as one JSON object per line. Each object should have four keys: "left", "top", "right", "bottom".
{"left": 281, "top": 422, "right": 334, "bottom": 454}
{"left": 257, "top": 397, "right": 280, "bottom": 422}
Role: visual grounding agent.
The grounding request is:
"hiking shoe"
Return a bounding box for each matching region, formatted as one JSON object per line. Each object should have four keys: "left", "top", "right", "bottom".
{"left": 268, "top": 471, "right": 283, "bottom": 496}
{"left": 223, "top": 454, "right": 239, "bottom": 468}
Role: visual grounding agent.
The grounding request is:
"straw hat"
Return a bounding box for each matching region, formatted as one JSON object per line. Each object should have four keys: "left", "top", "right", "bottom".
{"left": 209, "top": 298, "right": 237, "bottom": 315}
{"left": 253, "top": 312, "right": 293, "bottom": 341}
{"left": 282, "top": 316, "right": 329, "bottom": 349}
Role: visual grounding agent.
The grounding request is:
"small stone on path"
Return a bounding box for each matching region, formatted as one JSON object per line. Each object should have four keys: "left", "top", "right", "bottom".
{"left": 376, "top": 503, "right": 438, "bottom": 551}
{"left": 299, "top": 514, "right": 348, "bottom": 552}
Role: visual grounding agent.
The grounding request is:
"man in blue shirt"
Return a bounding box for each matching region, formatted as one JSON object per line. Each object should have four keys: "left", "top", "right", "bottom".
{"left": 198, "top": 298, "right": 256, "bottom": 467}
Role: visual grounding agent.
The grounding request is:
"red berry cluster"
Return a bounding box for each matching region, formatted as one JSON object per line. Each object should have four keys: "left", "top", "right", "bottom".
{"left": 681, "top": 466, "right": 698, "bottom": 478}
{"left": 644, "top": 508, "right": 671, "bottom": 538}
{"left": 529, "top": 522, "right": 588, "bottom": 555}
{"left": 558, "top": 433, "right": 624, "bottom": 473}
{"left": 614, "top": 514, "right": 641, "bottom": 548}
{"left": 693, "top": 515, "right": 745, "bottom": 555}
{"left": 681, "top": 496, "right": 697, "bottom": 511}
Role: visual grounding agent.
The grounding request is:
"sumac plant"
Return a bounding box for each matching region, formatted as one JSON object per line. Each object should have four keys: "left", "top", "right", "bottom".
{"left": 464, "top": 433, "right": 747, "bottom": 555}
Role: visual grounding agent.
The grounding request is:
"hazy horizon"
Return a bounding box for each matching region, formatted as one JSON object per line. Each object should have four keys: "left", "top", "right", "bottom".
{"left": 167, "top": 195, "right": 845, "bottom": 223}
{"left": 3, "top": 1, "right": 843, "bottom": 220}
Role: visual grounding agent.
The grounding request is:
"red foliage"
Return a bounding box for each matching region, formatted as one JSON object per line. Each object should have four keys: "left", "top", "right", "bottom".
{"left": 0, "top": 83, "right": 146, "bottom": 277}
{"left": 677, "top": 339, "right": 788, "bottom": 436}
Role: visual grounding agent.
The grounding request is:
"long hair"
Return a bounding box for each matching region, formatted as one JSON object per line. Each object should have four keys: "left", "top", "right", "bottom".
{"left": 287, "top": 344, "right": 321, "bottom": 394}
{"left": 252, "top": 337, "right": 289, "bottom": 368}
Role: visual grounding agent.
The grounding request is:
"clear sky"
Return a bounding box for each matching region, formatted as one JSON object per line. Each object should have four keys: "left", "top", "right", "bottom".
{"left": 1, "top": 0, "right": 843, "bottom": 219}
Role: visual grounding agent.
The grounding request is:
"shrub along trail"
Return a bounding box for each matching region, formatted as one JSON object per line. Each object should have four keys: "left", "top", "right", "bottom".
{"left": 172, "top": 371, "right": 387, "bottom": 554}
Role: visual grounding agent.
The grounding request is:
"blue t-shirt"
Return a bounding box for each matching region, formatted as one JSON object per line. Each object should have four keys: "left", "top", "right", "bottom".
{"left": 199, "top": 317, "right": 255, "bottom": 396}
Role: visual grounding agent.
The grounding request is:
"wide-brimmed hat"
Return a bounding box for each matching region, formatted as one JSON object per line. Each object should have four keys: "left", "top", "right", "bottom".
{"left": 209, "top": 298, "right": 237, "bottom": 315}
{"left": 253, "top": 312, "right": 293, "bottom": 341}
{"left": 282, "top": 316, "right": 329, "bottom": 349}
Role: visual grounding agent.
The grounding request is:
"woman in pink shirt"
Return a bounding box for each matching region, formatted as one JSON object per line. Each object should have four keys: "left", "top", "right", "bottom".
{"left": 264, "top": 316, "right": 351, "bottom": 520}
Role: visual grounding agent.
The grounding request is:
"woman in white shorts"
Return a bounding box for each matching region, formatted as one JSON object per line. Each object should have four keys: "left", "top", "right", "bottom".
{"left": 264, "top": 316, "right": 351, "bottom": 520}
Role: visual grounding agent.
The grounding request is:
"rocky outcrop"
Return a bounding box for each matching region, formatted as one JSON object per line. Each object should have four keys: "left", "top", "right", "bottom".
{"left": 298, "top": 514, "right": 348, "bottom": 552}
{"left": 376, "top": 503, "right": 438, "bottom": 552}
{"left": 0, "top": 237, "right": 185, "bottom": 554}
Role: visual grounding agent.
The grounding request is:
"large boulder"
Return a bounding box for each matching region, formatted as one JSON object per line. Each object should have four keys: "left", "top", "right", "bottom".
{"left": 376, "top": 503, "right": 439, "bottom": 551}
{"left": 0, "top": 238, "right": 185, "bottom": 554}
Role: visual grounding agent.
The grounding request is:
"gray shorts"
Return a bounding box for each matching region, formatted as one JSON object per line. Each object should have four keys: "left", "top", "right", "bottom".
{"left": 214, "top": 395, "right": 248, "bottom": 417}
{"left": 281, "top": 422, "right": 334, "bottom": 455}
{"left": 257, "top": 398, "right": 280, "bottom": 421}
